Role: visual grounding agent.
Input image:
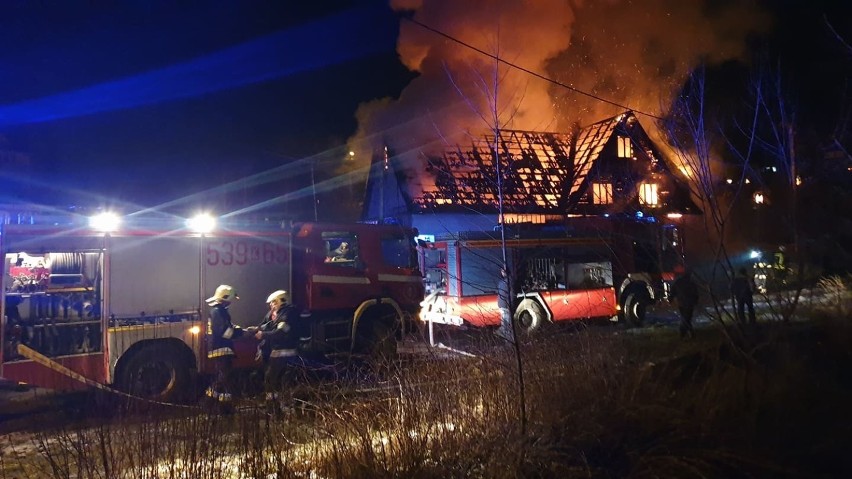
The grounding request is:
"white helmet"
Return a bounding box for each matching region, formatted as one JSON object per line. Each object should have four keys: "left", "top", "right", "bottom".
{"left": 206, "top": 284, "right": 239, "bottom": 305}
{"left": 266, "top": 290, "right": 289, "bottom": 306}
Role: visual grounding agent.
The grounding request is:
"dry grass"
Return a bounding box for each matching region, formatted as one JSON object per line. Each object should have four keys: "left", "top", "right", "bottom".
{"left": 2, "top": 317, "right": 851, "bottom": 478}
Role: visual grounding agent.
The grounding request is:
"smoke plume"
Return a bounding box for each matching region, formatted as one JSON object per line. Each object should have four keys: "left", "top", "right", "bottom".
{"left": 346, "top": 0, "right": 769, "bottom": 197}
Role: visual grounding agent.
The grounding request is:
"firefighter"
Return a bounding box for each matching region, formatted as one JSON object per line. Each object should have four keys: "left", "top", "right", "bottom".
{"left": 255, "top": 289, "right": 302, "bottom": 407}
{"left": 325, "top": 241, "right": 352, "bottom": 262}
{"left": 206, "top": 284, "right": 244, "bottom": 405}
{"left": 671, "top": 268, "right": 700, "bottom": 339}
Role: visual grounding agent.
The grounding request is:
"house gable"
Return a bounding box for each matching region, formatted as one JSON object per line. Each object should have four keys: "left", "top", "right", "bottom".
{"left": 362, "top": 111, "right": 699, "bottom": 226}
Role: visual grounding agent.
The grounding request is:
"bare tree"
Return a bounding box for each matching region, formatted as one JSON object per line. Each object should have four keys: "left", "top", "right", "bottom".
{"left": 660, "top": 66, "right": 757, "bottom": 350}
{"left": 741, "top": 60, "right": 805, "bottom": 322}
{"left": 454, "top": 29, "right": 529, "bottom": 435}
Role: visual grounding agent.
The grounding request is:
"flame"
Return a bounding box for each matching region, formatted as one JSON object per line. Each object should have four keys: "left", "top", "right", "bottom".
{"left": 346, "top": 0, "right": 770, "bottom": 202}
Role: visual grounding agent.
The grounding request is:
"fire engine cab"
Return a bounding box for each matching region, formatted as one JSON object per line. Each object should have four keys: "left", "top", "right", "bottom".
{"left": 0, "top": 209, "right": 422, "bottom": 402}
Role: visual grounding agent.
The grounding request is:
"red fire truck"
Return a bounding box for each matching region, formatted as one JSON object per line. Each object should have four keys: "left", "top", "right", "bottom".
{"left": 418, "top": 216, "right": 684, "bottom": 331}
{"left": 0, "top": 209, "right": 423, "bottom": 402}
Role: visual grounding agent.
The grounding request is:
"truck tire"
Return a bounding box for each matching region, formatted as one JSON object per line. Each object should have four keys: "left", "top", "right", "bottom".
{"left": 372, "top": 320, "right": 399, "bottom": 360}
{"left": 514, "top": 300, "right": 544, "bottom": 334}
{"left": 623, "top": 291, "right": 649, "bottom": 327}
{"left": 355, "top": 319, "right": 398, "bottom": 362}
{"left": 119, "top": 343, "right": 193, "bottom": 404}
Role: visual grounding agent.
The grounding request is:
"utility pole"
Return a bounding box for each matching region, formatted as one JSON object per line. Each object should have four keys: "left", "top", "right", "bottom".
{"left": 380, "top": 146, "right": 388, "bottom": 223}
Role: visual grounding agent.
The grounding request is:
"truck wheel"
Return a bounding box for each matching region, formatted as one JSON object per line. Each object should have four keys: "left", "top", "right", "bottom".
{"left": 371, "top": 321, "right": 398, "bottom": 360}
{"left": 355, "top": 320, "right": 398, "bottom": 362}
{"left": 514, "top": 301, "right": 544, "bottom": 334}
{"left": 623, "top": 292, "right": 648, "bottom": 327}
{"left": 119, "top": 344, "right": 193, "bottom": 404}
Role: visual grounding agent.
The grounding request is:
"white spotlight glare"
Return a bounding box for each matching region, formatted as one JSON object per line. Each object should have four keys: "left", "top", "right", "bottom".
{"left": 749, "top": 250, "right": 761, "bottom": 260}
{"left": 89, "top": 212, "right": 121, "bottom": 233}
{"left": 188, "top": 213, "right": 216, "bottom": 233}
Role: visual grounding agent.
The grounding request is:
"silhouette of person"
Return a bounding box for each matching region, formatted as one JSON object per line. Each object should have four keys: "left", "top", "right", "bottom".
{"left": 731, "top": 267, "right": 756, "bottom": 324}
{"left": 325, "top": 242, "right": 352, "bottom": 262}
{"left": 671, "top": 268, "right": 700, "bottom": 339}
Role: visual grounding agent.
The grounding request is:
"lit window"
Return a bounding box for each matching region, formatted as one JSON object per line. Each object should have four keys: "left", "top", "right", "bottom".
{"left": 617, "top": 136, "right": 632, "bottom": 158}
{"left": 592, "top": 182, "right": 613, "bottom": 205}
{"left": 639, "top": 183, "right": 659, "bottom": 206}
{"left": 503, "top": 214, "right": 546, "bottom": 224}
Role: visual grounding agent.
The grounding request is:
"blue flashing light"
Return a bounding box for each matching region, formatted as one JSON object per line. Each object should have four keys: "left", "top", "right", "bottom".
{"left": 749, "top": 250, "right": 761, "bottom": 260}
{"left": 0, "top": 6, "right": 394, "bottom": 127}
{"left": 635, "top": 211, "right": 644, "bottom": 218}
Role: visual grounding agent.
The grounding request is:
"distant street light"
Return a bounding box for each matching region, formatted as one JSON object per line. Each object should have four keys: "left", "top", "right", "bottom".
{"left": 753, "top": 192, "right": 765, "bottom": 205}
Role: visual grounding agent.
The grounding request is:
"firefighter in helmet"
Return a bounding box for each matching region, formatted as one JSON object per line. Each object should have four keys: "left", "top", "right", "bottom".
{"left": 255, "top": 289, "right": 301, "bottom": 406}
{"left": 206, "top": 284, "right": 244, "bottom": 404}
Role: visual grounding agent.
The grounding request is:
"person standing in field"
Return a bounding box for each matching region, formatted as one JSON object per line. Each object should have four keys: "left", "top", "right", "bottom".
{"left": 206, "top": 284, "right": 244, "bottom": 405}
{"left": 255, "top": 290, "right": 301, "bottom": 405}
{"left": 731, "top": 267, "right": 756, "bottom": 325}
{"left": 671, "top": 269, "right": 700, "bottom": 340}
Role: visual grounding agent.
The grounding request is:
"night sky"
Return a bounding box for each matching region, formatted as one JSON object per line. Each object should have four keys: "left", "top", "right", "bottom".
{"left": 0, "top": 1, "right": 412, "bottom": 213}
{"left": 0, "top": 0, "right": 849, "bottom": 218}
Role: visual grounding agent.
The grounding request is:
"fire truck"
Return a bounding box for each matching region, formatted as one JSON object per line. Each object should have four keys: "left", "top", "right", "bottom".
{"left": 0, "top": 209, "right": 423, "bottom": 402}
{"left": 418, "top": 216, "right": 684, "bottom": 331}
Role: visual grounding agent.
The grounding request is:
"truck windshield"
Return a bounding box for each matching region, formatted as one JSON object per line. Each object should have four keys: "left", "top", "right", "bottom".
{"left": 661, "top": 225, "right": 685, "bottom": 273}
{"left": 381, "top": 235, "right": 418, "bottom": 269}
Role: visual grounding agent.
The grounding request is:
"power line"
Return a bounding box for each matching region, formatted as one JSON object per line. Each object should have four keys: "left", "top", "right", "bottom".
{"left": 402, "top": 16, "right": 666, "bottom": 122}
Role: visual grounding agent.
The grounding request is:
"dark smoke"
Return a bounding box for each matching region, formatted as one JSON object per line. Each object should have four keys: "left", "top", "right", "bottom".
{"left": 346, "top": 0, "right": 769, "bottom": 198}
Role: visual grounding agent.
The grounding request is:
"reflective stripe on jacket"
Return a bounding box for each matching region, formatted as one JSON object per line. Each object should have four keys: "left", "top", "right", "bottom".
{"left": 208, "top": 347, "right": 234, "bottom": 358}
{"left": 269, "top": 348, "right": 298, "bottom": 358}
{"left": 208, "top": 304, "right": 243, "bottom": 354}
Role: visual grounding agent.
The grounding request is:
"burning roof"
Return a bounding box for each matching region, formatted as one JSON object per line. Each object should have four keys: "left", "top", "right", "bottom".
{"left": 363, "top": 111, "right": 698, "bottom": 220}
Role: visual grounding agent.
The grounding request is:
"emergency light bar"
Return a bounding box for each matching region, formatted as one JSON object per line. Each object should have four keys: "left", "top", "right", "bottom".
{"left": 88, "top": 212, "right": 121, "bottom": 232}
{"left": 6, "top": 207, "right": 276, "bottom": 232}
{"left": 187, "top": 213, "right": 216, "bottom": 233}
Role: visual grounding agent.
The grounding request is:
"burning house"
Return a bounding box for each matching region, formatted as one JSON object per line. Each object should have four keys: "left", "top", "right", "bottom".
{"left": 362, "top": 110, "right": 699, "bottom": 233}
{"left": 347, "top": 0, "right": 764, "bottom": 328}
{"left": 362, "top": 111, "right": 700, "bottom": 327}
